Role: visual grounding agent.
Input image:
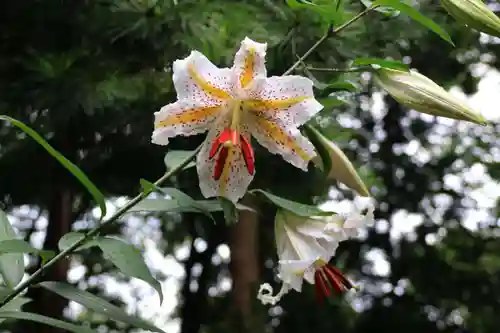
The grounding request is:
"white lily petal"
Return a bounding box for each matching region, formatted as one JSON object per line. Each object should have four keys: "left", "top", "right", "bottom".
{"left": 295, "top": 217, "right": 335, "bottom": 240}
{"left": 344, "top": 202, "right": 375, "bottom": 229}
{"left": 233, "top": 37, "right": 267, "bottom": 91}
{"left": 196, "top": 115, "right": 255, "bottom": 204}
{"left": 247, "top": 112, "right": 316, "bottom": 170}
{"left": 278, "top": 261, "right": 308, "bottom": 291}
{"left": 251, "top": 75, "right": 324, "bottom": 127}
{"left": 152, "top": 100, "right": 223, "bottom": 146}
{"left": 173, "top": 50, "right": 234, "bottom": 104}
{"left": 276, "top": 212, "right": 331, "bottom": 262}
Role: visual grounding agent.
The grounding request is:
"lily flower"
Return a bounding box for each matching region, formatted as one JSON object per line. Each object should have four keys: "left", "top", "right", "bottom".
{"left": 152, "top": 37, "right": 323, "bottom": 203}
{"left": 257, "top": 203, "right": 374, "bottom": 305}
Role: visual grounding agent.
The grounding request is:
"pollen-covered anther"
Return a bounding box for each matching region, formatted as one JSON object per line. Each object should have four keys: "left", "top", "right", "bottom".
{"left": 314, "top": 265, "right": 355, "bottom": 304}
{"left": 239, "top": 135, "right": 255, "bottom": 175}
{"left": 209, "top": 129, "right": 239, "bottom": 159}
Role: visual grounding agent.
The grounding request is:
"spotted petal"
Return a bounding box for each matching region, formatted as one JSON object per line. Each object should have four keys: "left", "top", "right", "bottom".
{"left": 197, "top": 116, "right": 255, "bottom": 203}
{"left": 173, "top": 50, "right": 234, "bottom": 104}
{"left": 152, "top": 100, "right": 223, "bottom": 145}
{"left": 232, "top": 37, "right": 267, "bottom": 92}
{"left": 247, "top": 75, "right": 323, "bottom": 127}
{"left": 246, "top": 112, "right": 316, "bottom": 170}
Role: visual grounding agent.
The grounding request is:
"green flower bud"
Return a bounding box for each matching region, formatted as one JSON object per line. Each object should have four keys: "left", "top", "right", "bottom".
{"left": 374, "top": 68, "right": 487, "bottom": 125}
{"left": 441, "top": 0, "right": 500, "bottom": 38}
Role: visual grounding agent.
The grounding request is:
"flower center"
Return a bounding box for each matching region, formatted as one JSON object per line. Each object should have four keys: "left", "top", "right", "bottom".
{"left": 313, "top": 264, "right": 355, "bottom": 304}
{"left": 208, "top": 101, "right": 254, "bottom": 182}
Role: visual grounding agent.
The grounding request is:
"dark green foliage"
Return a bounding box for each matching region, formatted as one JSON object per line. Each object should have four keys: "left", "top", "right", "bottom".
{"left": 1, "top": 0, "right": 499, "bottom": 333}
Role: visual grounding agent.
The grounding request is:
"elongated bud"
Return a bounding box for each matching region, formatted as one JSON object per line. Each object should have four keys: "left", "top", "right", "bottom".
{"left": 374, "top": 68, "right": 487, "bottom": 125}
{"left": 305, "top": 126, "right": 370, "bottom": 197}
{"left": 441, "top": 0, "right": 500, "bottom": 38}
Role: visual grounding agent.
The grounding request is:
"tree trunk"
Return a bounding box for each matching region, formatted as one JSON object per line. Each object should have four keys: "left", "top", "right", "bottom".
{"left": 228, "top": 196, "right": 265, "bottom": 333}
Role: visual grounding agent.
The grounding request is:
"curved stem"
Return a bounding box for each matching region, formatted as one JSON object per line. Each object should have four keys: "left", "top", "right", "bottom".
{"left": 306, "top": 66, "right": 373, "bottom": 73}
{"left": 283, "top": 5, "right": 379, "bottom": 76}
{"left": 0, "top": 144, "right": 203, "bottom": 307}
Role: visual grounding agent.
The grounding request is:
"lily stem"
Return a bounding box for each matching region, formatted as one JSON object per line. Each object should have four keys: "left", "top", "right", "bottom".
{"left": 0, "top": 144, "right": 203, "bottom": 307}
{"left": 283, "top": 5, "right": 379, "bottom": 76}
{"left": 306, "top": 66, "right": 373, "bottom": 73}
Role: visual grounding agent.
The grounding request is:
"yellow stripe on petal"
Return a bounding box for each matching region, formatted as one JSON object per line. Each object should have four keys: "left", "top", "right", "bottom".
{"left": 219, "top": 147, "right": 235, "bottom": 195}
{"left": 253, "top": 117, "right": 310, "bottom": 161}
{"left": 244, "top": 97, "right": 307, "bottom": 114}
{"left": 239, "top": 48, "right": 255, "bottom": 88}
{"left": 188, "top": 64, "right": 232, "bottom": 100}
{"left": 155, "top": 105, "right": 221, "bottom": 128}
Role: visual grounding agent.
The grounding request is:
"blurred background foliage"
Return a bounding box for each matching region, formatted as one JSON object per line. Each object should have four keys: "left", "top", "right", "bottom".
{"left": 0, "top": 0, "right": 499, "bottom": 333}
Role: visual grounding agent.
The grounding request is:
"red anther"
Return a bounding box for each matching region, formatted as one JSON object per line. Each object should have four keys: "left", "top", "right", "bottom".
{"left": 209, "top": 129, "right": 234, "bottom": 159}
{"left": 213, "top": 147, "right": 229, "bottom": 180}
{"left": 328, "top": 266, "right": 354, "bottom": 289}
{"left": 322, "top": 266, "right": 345, "bottom": 293}
{"left": 313, "top": 265, "right": 354, "bottom": 305}
{"left": 314, "top": 270, "right": 330, "bottom": 304}
{"left": 239, "top": 135, "right": 255, "bottom": 175}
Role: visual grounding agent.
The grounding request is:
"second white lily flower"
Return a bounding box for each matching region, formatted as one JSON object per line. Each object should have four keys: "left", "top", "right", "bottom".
{"left": 257, "top": 202, "right": 374, "bottom": 305}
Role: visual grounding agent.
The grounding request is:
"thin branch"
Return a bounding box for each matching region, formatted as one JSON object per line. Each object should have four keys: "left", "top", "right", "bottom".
{"left": 306, "top": 66, "right": 373, "bottom": 73}
{"left": 283, "top": 5, "right": 379, "bottom": 76}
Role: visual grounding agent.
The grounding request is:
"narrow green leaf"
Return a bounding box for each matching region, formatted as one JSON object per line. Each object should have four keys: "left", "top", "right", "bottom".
{"left": 372, "top": 0, "right": 454, "bottom": 45}
{"left": 286, "top": 0, "right": 343, "bottom": 25}
{"left": 140, "top": 179, "right": 158, "bottom": 195}
{"left": 286, "top": 0, "right": 319, "bottom": 9}
{"left": 58, "top": 232, "right": 99, "bottom": 252}
{"left": 0, "top": 288, "right": 30, "bottom": 324}
{"left": 164, "top": 150, "right": 196, "bottom": 171}
{"left": 129, "top": 199, "right": 253, "bottom": 214}
{"left": 0, "top": 239, "right": 55, "bottom": 264}
{"left": 352, "top": 58, "right": 409, "bottom": 71}
{"left": 0, "top": 116, "right": 106, "bottom": 219}
{"left": 0, "top": 210, "right": 24, "bottom": 288}
{"left": 40, "top": 282, "right": 165, "bottom": 333}
{"left": 0, "top": 311, "right": 94, "bottom": 333}
{"left": 317, "top": 97, "right": 346, "bottom": 109}
{"left": 0, "top": 297, "right": 31, "bottom": 320}
{"left": 326, "top": 79, "right": 360, "bottom": 92}
{"left": 0, "top": 287, "right": 13, "bottom": 302}
{"left": 96, "top": 237, "right": 163, "bottom": 303}
{"left": 250, "top": 190, "right": 335, "bottom": 217}
{"left": 361, "top": 0, "right": 400, "bottom": 17}
{"left": 161, "top": 188, "right": 215, "bottom": 221}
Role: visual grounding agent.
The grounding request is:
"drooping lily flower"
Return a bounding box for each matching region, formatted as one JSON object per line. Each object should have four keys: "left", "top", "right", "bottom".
{"left": 257, "top": 203, "right": 374, "bottom": 305}
{"left": 152, "top": 37, "right": 323, "bottom": 203}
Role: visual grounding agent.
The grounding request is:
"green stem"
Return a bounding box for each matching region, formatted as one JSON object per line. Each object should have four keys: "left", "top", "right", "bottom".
{"left": 0, "top": 144, "right": 202, "bottom": 307}
{"left": 283, "top": 5, "right": 379, "bottom": 76}
{"left": 306, "top": 66, "right": 373, "bottom": 73}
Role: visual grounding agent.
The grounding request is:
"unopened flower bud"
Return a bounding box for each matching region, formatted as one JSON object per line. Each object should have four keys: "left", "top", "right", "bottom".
{"left": 306, "top": 126, "right": 370, "bottom": 197}
{"left": 441, "top": 0, "right": 500, "bottom": 38}
{"left": 374, "top": 68, "right": 487, "bottom": 125}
